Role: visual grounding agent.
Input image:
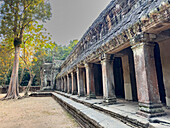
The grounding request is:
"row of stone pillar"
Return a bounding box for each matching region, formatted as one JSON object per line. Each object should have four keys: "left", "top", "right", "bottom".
{"left": 56, "top": 33, "right": 165, "bottom": 118}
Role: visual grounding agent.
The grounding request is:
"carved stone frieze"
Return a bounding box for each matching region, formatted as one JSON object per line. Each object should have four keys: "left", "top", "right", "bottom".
{"left": 58, "top": 0, "right": 170, "bottom": 78}
{"left": 130, "top": 32, "right": 157, "bottom": 46}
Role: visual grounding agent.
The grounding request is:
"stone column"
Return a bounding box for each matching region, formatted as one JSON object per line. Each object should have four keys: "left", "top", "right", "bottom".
{"left": 67, "top": 74, "right": 71, "bottom": 93}
{"left": 122, "top": 55, "right": 133, "bottom": 101}
{"left": 77, "top": 67, "right": 84, "bottom": 96}
{"left": 56, "top": 79, "right": 59, "bottom": 91}
{"left": 58, "top": 78, "right": 61, "bottom": 91}
{"left": 61, "top": 77, "right": 64, "bottom": 92}
{"left": 64, "top": 76, "right": 67, "bottom": 93}
{"left": 101, "top": 54, "right": 116, "bottom": 104}
{"left": 131, "top": 33, "right": 165, "bottom": 117}
{"left": 71, "top": 72, "right": 77, "bottom": 95}
{"left": 85, "top": 63, "right": 96, "bottom": 99}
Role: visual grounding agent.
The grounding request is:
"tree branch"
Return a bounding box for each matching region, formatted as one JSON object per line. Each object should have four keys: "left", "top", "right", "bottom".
{"left": 20, "top": 55, "right": 32, "bottom": 76}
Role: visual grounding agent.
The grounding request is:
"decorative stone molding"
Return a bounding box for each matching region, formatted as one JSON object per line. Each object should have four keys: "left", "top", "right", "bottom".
{"left": 58, "top": 0, "right": 170, "bottom": 78}
{"left": 100, "top": 53, "right": 114, "bottom": 61}
{"left": 130, "top": 32, "right": 157, "bottom": 45}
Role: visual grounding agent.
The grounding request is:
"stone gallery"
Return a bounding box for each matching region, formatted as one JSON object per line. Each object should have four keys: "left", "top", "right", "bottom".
{"left": 55, "top": 0, "right": 170, "bottom": 118}
{"left": 41, "top": 60, "right": 63, "bottom": 90}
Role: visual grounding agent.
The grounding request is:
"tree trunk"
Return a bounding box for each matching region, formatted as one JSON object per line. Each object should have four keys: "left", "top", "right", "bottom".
{"left": 40, "top": 68, "right": 44, "bottom": 89}
{"left": 19, "top": 67, "right": 25, "bottom": 85}
{"left": 2, "top": 46, "right": 20, "bottom": 100}
{"left": 24, "top": 74, "right": 35, "bottom": 97}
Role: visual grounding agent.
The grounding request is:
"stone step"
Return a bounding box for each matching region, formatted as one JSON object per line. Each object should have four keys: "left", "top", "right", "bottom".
{"left": 52, "top": 92, "right": 132, "bottom": 128}
{"left": 30, "top": 92, "right": 170, "bottom": 128}
{"left": 54, "top": 91, "right": 170, "bottom": 128}
{"left": 55, "top": 91, "right": 148, "bottom": 128}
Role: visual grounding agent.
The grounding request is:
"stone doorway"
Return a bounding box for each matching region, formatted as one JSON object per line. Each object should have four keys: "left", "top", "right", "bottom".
{"left": 47, "top": 80, "right": 51, "bottom": 87}
{"left": 74, "top": 73, "right": 78, "bottom": 94}
{"left": 82, "top": 68, "right": 87, "bottom": 96}
{"left": 115, "top": 48, "right": 138, "bottom": 101}
{"left": 127, "top": 49, "right": 138, "bottom": 101}
{"left": 94, "top": 64, "right": 103, "bottom": 97}
{"left": 114, "top": 57, "right": 125, "bottom": 99}
{"left": 155, "top": 43, "right": 166, "bottom": 105}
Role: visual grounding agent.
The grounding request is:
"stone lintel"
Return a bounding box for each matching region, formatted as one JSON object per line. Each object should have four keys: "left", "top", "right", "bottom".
{"left": 77, "top": 63, "right": 85, "bottom": 68}
{"left": 130, "top": 32, "right": 157, "bottom": 47}
{"left": 85, "top": 63, "right": 94, "bottom": 68}
{"left": 100, "top": 53, "right": 114, "bottom": 61}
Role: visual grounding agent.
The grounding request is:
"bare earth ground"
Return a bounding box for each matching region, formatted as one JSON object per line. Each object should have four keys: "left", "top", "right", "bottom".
{"left": 0, "top": 94, "right": 80, "bottom": 128}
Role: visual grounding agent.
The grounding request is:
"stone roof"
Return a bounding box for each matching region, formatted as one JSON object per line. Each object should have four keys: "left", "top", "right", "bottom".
{"left": 59, "top": 0, "right": 169, "bottom": 77}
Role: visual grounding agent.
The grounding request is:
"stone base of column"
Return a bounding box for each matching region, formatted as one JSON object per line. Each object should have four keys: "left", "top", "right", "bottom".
{"left": 77, "top": 94, "right": 85, "bottom": 97}
{"left": 166, "top": 97, "right": 170, "bottom": 108}
{"left": 137, "top": 103, "right": 166, "bottom": 118}
{"left": 72, "top": 91, "right": 77, "bottom": 95}
{"left": 103, "top": 97, "right": 116, "bottom": 105}
{"left": 86, "top": 93, "right": 96, "bottom": 100}
{"left": 67, "top": 90, "right": 71, "bottom": 94}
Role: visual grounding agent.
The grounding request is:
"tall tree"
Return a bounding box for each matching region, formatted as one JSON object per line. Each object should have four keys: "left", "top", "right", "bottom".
{"left": 0, "top": 0, "right": 51, "bottom": 99}
{"left": 20, "top": 23, "right": 54, "bottom": 97}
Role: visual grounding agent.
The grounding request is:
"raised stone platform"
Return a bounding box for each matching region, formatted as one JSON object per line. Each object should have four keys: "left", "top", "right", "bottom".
{"left": 31, "top": 92, "right": 131, "bottom": 128}
{"left": 30, "top": 91, "right": 170, "bottom": 128}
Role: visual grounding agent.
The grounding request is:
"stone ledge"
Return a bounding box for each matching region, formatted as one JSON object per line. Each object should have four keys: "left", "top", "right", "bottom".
{"left": 55, "top": 91, "right": 170, "bottom": 128}
{"left": 55, "top": 91, "right": 147, "bottom": 128}
{"left": 31, "top": 92, "right": 131, "bottom": 128}
{"left": 30, "top": 91, "right": 170, "bottom": 128}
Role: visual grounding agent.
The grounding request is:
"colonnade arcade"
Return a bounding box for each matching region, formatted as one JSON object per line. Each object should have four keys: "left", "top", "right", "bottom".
{"left": 55, "top": 0, "right": 170, "bottom": 118}
{"left": 56, "top": 31, "right": 170, "bottom": 118}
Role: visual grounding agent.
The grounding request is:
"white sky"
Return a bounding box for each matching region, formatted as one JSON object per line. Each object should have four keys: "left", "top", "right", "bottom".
{"left": 44, "top": 0, "right": 111, "bottom": 45}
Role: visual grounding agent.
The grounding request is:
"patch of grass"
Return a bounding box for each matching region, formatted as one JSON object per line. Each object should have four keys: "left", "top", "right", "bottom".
{"left": 42, "top": 111, "right": 57, "bottom": 115}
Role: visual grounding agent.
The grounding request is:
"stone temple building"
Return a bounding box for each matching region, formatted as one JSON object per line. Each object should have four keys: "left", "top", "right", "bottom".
{"left": 41, "top": 60, "right": 63, "bottom": 90}
{"left": 55, "top": 0, "right": 170, "bottom": 118}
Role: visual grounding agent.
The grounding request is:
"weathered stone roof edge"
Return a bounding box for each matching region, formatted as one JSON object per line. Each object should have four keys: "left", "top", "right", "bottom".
{"left": 58, "top": 0, "right": 170, "bottom": 77}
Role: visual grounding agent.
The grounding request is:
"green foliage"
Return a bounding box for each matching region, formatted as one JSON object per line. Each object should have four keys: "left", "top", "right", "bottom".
{"left": 0, "top": 0, "right": 78, "bottom": 87}
{"left": 53, "top": 39, "right": 78, "bottom": 60}
{"left": 0, "top": 0, "right": 52, "bottom": 40}
{"left": 19, "top": 23, "right": 54, "bottom": 86}
{"left": 0, "top": 44, "right": 14, "bottom": 86}
{"left": 0, "top": 0, "right": 52, "bottom": 89}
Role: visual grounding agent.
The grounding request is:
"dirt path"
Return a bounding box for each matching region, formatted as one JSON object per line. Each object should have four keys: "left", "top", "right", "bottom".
{"left": 0, "top": 95, "right": 80, "bottom": 128}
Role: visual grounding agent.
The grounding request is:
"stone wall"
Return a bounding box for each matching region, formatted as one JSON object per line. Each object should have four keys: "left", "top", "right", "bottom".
{"left": 0, "top": 86, "right": 40, "bottom": 94}
{"left": 41, "top": 60, "right": 63, "bottom": 89}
